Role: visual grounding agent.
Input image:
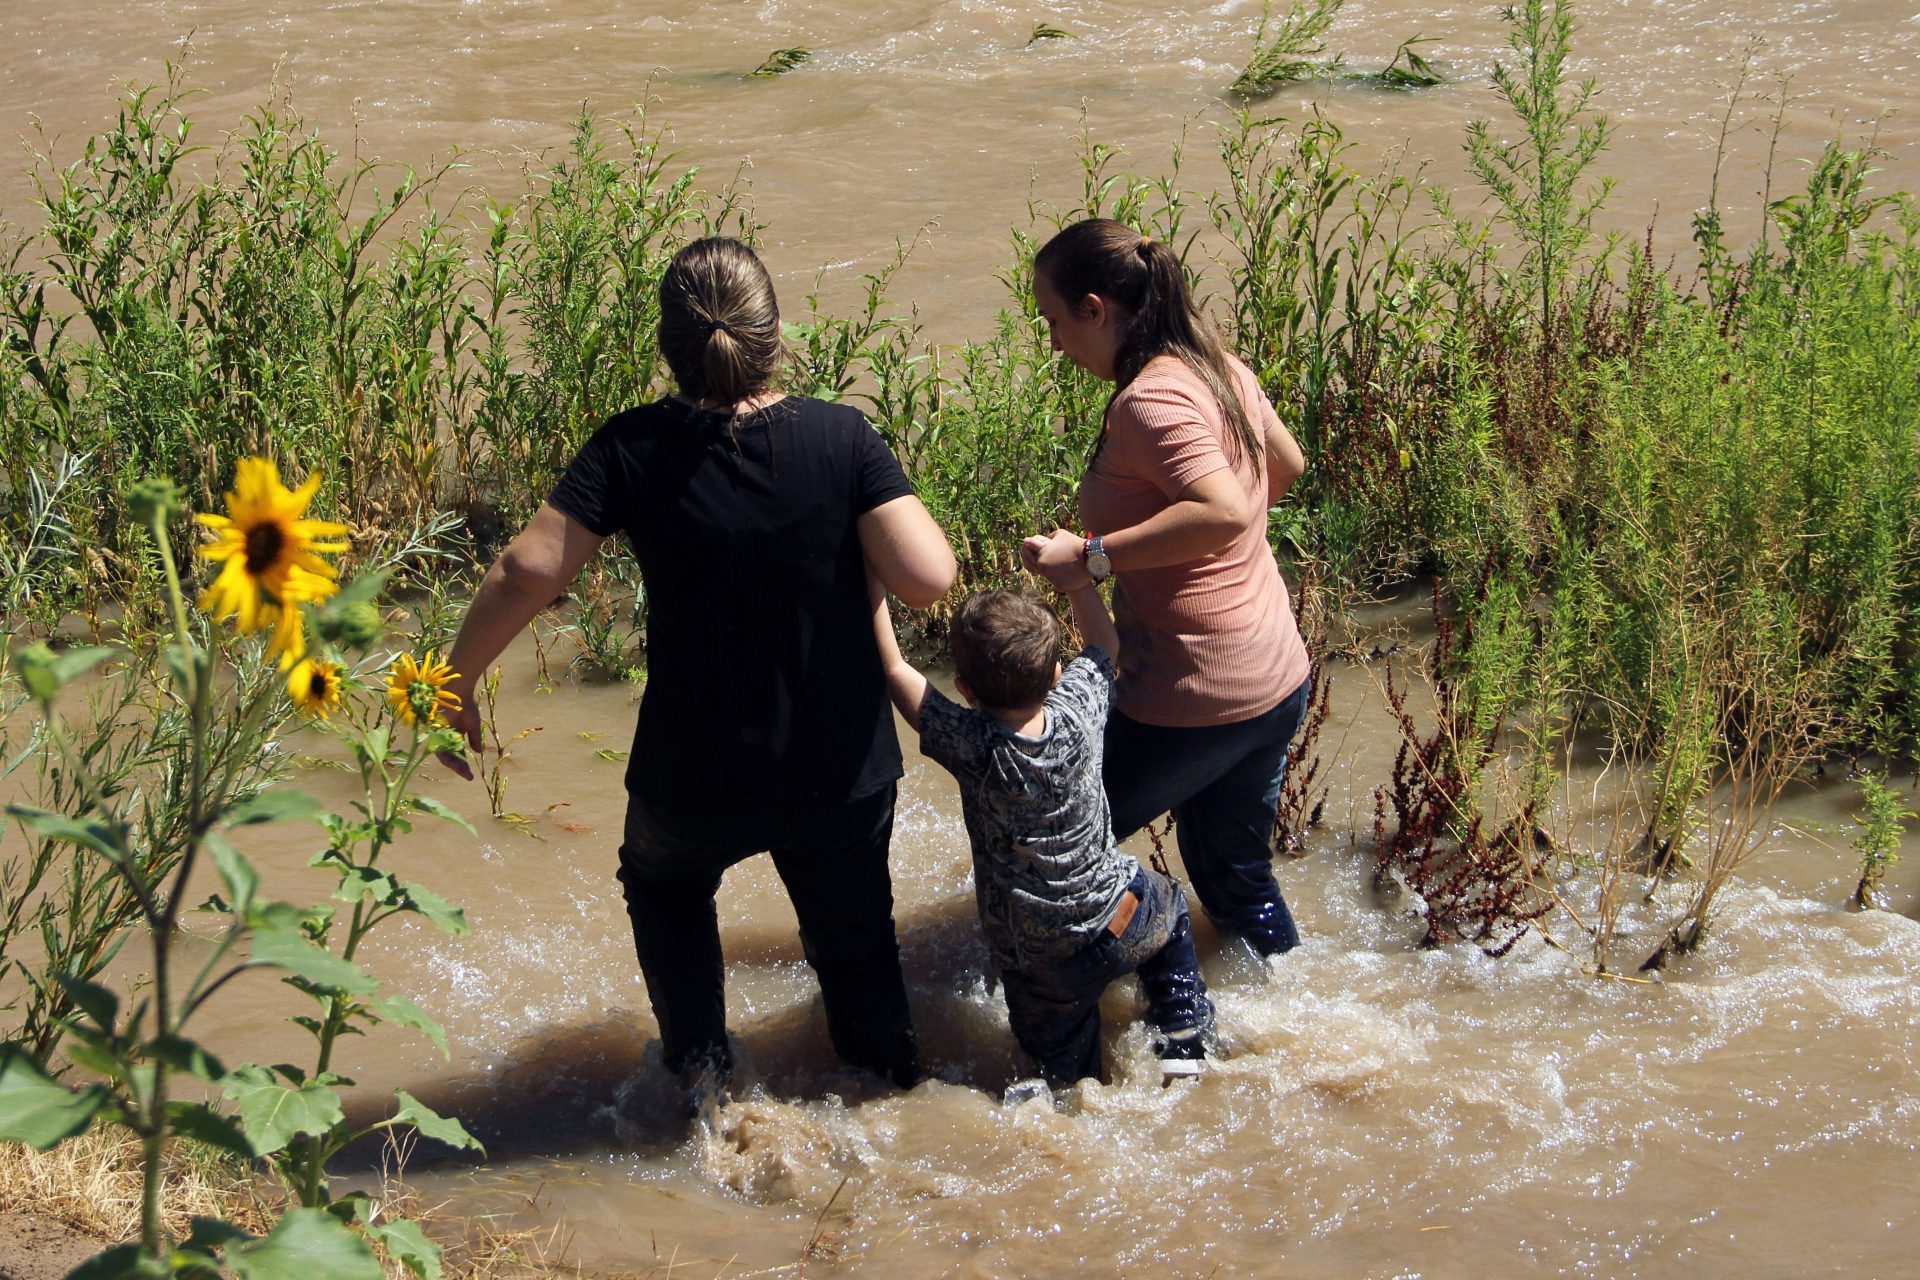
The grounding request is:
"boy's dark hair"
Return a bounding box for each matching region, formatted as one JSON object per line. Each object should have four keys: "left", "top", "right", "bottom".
{"left": 949, "top": 590, "right": 1062, "bottom": 711}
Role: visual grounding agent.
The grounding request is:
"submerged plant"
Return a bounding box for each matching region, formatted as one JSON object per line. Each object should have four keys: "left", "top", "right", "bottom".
{"left": 1370, "top": 36, "right": 1444, "bottom": 89}
{"left": 1231, "top": 0, "right": 1345, "bottom": 99}
{"left": 1028, "top": 23, "right": 1075, "bottom": 46}
{"left": 751, "top": 47, "right": 811, "bottom": 78}
{"left": 1850, "top": 772, "right": 1913, "bottom": 910}
{"left": 1458, "top": 0, "right": 1615, "bottom": 328}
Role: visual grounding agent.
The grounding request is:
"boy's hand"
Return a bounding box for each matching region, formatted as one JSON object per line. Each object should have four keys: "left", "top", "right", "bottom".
{"left": 1022, "top": 528, "right": 1093, "bottom": 590}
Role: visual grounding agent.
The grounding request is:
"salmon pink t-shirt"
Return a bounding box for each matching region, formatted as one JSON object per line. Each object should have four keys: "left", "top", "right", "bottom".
{"left": 1079, "top": 354, "right": 1309, "bottom": 727}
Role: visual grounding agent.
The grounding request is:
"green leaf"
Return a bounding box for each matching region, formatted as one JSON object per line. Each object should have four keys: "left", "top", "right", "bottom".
{"left": 226, "top": 1208, "right": 383, "bottom": 1280}
{"left": 0, "top": 1044, "right": 112, "bottom": 1149}
{"left": 404, "top": 795, "right": 474, "bottom": 834}
{"left": 223, "top": 789, "right": 324, "bottom": 828}
{"left": 362, "top": 1217, "right": 443, "bottom": 1280}
{"left": 333, "top": 863, "right": 399, "bottom": 907}
{"left": 6, "top": 806, "right": 123, "bottom": 862}
{"left": 53, "top": 974, "right": 118, "bottom": 1032}
{"left": 372, "top": 996, "right": 448, "bottom": 1060}
{"left": 208, "top": 833, "right": 259, "bottom": 920}
{"left": 145, "top": 1034, "right": 227, "bottom": 1083}
{"left": 65, "top": 1242, "right": 157, "bottom": 1279}
{"left": 61, "top": 1037, "right": 125, "bottom": 1083}
{"left": 389, "top": 1091, "right": 483, "bottom": 1153}
{"left": 183, "top": 1216, "right": 255, "bottom": 1251}
{"left": 317, "top": 570, "right": 389, "bottom": 619}
{"left": 221, "top": 1065, "right": 345, "bottom": 1157}
{"left": 398, "top": 882, "right": 468, "bottom": 936}
{"left": 164, "top": 643, "right": 204, "bottom": 699}
{"left": 166, "top": 1100, "right": 255, "bottom": 1161}
{"left": 354, "top": 727, "right": 391, "bottom": 770}
{"left": 247, "top": 928, "right": 378, "bottom": 995}
{"left": 52, "top": 645, "right": 120, "bottom": 688}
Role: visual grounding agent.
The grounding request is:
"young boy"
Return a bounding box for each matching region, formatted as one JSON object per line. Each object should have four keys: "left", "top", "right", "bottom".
{"left": 869, "top": 574, "right": 1214, "bottom": 1086}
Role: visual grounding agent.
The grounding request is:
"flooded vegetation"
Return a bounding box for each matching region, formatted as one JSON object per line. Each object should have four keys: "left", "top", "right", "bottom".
{"left": 3, "top": 0, "right": 1919, "bottom": 1275}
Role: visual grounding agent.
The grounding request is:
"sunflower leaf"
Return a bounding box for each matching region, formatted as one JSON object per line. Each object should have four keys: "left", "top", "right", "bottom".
{"left": 405, "top": 795, "right": 474, "bottom": 834}
{"left": 0, "top": 1044, "right": 115, "bottom": 1149}
{"left": 388, "top": 1090, "right": 483, "bottom": 1152}
{"left": 221, "top": 1064, "right": 345, "bottom": 1156}
{"left": 397, "top": 882, "right": 468, "bottom": 936}
{"left": 224, "top": 789, "right": 325, "bottom": 828}
{"left": 226, "top": 1207, "right": 383, "bottom": 1280}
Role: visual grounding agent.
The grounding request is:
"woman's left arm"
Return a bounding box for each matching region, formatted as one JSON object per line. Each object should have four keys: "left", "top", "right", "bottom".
{"left": 1024, "top": 468, "right": 1250, "bottom": 585}
{"left": 1265, "top": 411, "right": 1306, "bottom": 506}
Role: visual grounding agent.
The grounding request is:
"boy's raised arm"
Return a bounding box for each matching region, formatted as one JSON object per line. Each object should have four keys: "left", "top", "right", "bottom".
{"left": 1064, "top": 582, "right": 1121, "bottom": 667}
{"left": 868, "top": 566, "right": 931, "bottom": 733}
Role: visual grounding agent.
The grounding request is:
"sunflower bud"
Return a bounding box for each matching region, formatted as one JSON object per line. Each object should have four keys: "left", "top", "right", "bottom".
{"left": 317, "top": 600, "right": 384, "bottom": 651}
{"left": 125, "top": 477, "right": 184, "bottom": 526}
{"left": 16, "top": 642, "right": 59, "bottom": 702}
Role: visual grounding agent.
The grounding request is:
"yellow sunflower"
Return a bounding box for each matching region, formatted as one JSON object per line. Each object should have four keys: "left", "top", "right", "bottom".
{"left": 386, "top": 651, "right": 461, "bottom": 726}
{"left": 287, "top": 658, "right": 345, "bottom": 721}
{"left": 196, "top": 458, "right": 351, "bottom": 667}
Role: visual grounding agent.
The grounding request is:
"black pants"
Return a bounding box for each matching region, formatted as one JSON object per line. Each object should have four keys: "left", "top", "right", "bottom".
{"left": 615, "top": 784, "right": 918, "bottom": 1087}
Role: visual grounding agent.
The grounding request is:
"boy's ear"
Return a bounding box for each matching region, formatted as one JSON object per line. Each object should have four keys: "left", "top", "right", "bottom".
{"left": 1053, "top": 661, "right": 1063, "bottom": 684}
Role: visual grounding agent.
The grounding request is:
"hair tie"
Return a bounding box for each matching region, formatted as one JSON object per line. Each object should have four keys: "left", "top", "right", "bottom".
{"left": 704, "top": 318, "right": 735, "bottom": 339}
{"left": 1138, "top": 235, "right": 1153, "bottom": 255}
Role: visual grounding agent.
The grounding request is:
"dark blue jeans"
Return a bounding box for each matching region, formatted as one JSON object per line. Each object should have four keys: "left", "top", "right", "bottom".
{"left": 615, "top": 784, "right": 918, "bottom": 1087}
{"left": 1105, "top": 677, "right": 1312, "bottom": 956}
{"left": 999, "top": 866, "right": 1213, "bottom": 1085}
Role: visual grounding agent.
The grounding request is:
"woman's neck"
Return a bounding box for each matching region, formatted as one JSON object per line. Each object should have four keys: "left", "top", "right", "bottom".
{"left": 676, "top": 389, "right": 784, "bottom": 415}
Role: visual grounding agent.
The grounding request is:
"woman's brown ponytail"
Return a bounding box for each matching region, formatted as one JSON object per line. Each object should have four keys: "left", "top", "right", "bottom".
{"left": 659, "top": 238, "right": 784, "bottom": 406}
{"left": 1035, "top": 218, "right": 1263, "bottom": 474}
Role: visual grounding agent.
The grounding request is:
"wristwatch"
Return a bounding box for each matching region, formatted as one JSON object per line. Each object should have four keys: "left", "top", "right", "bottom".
{"left": 1083, "top": 534, "right": 1112, "bottom": 584}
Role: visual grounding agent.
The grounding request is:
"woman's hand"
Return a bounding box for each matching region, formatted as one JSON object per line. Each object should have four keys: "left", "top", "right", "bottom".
{"left": 1022, "top": 528, "right": 1092, "bottom": 590}
{"left": 437, "top": 682, "right": 482, "bottom": 781}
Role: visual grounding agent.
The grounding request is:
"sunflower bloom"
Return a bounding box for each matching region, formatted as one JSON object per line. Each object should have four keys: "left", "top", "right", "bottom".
{"left": 196, "top": 458, "right": 351, "bottom": 667}
{"left": 287, "top": 658, "right": 345, "bottom": 721}
{"left": 387, "top": 651, "right": 461, "bottom": 727}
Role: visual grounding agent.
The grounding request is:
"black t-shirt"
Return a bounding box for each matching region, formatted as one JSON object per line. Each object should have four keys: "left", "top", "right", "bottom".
{"left": 547, "top": 396, "right": 915, "bottom": 813}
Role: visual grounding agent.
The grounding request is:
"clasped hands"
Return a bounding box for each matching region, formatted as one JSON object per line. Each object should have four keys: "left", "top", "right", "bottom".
{"left": 1022, "top": 528, "right": 1093, "bottom": 591}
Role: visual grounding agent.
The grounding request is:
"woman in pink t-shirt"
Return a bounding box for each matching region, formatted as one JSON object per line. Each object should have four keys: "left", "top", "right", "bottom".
{"left": 1022, "top": 217, "right": 1312, "bottom": 958}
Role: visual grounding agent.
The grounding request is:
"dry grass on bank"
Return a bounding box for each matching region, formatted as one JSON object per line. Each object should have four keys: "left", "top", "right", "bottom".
{"left": 0, "top": 1133, "right": 649, "bottom": 1279}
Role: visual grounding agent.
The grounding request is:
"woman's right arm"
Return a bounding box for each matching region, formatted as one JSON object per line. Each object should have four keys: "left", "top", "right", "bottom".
{"left": 857, "top": 494, "right": 956, "bottom": 609}
{"left": 439, "top": 502, "right": 607, "bottom": 777}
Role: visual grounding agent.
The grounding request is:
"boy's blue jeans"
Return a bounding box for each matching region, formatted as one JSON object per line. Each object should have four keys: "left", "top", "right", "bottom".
{"left": 1104, "top": 677, "right": 1312, "bottom": 956}
{"left": 999, "top": 865, "right": 1214, "bottom": 1085}
{"left": 615, "top": 784, "right": 918, "bottom": 1088}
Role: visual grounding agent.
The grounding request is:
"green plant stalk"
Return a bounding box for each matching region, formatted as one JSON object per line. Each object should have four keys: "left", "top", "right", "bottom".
{"left": 295, "top": 712, "right": 434, "bottom": 1206}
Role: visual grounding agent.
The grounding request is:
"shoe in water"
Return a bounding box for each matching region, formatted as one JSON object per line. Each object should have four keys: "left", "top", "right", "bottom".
{"left": 679, "top": 1065, "right": 734, "bottom": 1123}
{"left": 1156, "top": 1026, "right": 1207, "bottom": 1085}
{"left": 1002, "top": 1077, "right": 1053, "bottom": 1108}
{"left": 1158, "top": 1055, "right": 1206, "bottom": 1084}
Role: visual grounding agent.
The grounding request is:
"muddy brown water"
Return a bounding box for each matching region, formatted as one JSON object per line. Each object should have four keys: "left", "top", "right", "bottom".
{"left": 7, "top": 3, "right": 1920, "bottom": 1276}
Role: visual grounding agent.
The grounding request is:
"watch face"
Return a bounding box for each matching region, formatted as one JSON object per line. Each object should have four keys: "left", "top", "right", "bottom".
{"left": 1087, "top": 550, "right": 1112, "bottom": 581}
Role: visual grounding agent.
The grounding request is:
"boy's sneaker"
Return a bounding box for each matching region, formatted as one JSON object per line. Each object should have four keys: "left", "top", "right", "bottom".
{"left": 1156, "top": 1028, "right": 1207, "bottom": 1085}
{"left": 1002, "top": 1077, "right": 1054, "bottom": 1108}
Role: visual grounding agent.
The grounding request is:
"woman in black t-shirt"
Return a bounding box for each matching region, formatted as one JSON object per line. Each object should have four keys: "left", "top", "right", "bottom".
{"left": 440, "top": 237, "right": 955, "bottom": 1091}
